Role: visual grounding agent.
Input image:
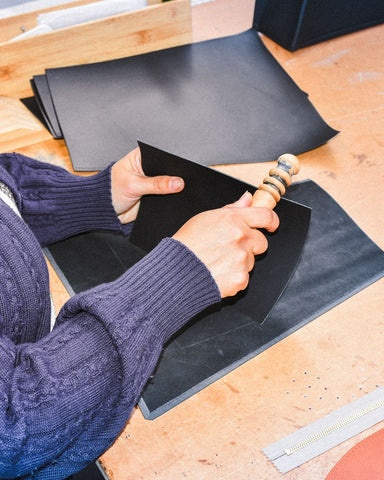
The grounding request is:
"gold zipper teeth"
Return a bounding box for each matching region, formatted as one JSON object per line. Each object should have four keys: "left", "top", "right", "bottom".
{"left": 284, "top": 397, "right": 384, "bottom": 456}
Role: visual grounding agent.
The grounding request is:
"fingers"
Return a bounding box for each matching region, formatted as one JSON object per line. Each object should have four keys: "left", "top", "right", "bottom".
{"left": 228, "top": 191, "right": 253, "bottom": 208}
{"left": 116, "top": 147, "right": 184, "bottom": 196}
{"left": 111, "top": 145, "right": 185, "bottom": 221}
{"left": 168, "top": 176, "right": 185, "bottom": 193}
{"left": 234, "top": 205, "right": 279, "bottom": 233}
{"left": 252, "top": 207, "right": 280, "bottom": 233}
{"left": 227, "top": 192, "right": 279, "bottom": 232}
{"left": 249, "top": 228, "right": 269, "bottom": 255}
{"left": 127, "top": 147, "right": 143, "bottom": 174}
{"left": 134, "top": 174, "right": 185, "bottom": 197}
{"left": 118, "top": 147, "right": 144, "bottom": 174}
{"left": 173, "top": 200, "right": 280, "bottom": 298}
{"left": 225, "top": 200, "right": 279, "bottom": 274}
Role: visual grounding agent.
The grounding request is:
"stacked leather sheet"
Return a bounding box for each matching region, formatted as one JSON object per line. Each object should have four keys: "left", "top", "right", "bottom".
{"left": 28, "top": 28, "right": 337, "bottom": 171}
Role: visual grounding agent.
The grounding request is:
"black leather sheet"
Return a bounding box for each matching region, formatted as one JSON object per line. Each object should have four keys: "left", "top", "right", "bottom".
{"left": 20, "top": 96, "right": 50, "bottom": 132}
{"left": 45, "top": 144, "right": 384, "bottom": 419}
{"left": 33, "top": 28, "right": 337, "bottom": 171}
{"left": 31, "top": 75, "right": 63, "bottom": 139}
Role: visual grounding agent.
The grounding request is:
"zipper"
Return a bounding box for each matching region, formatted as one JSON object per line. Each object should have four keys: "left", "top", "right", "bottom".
{"left": 283, "top": 396, "right": 384, "bottom": 456}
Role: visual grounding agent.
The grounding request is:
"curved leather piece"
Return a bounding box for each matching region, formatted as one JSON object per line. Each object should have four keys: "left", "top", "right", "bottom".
{"left": 132, "top": 142, "right": 311, "bottom": 322}
{"left": 325, "top": 429, "right": 384, "bottom": 480}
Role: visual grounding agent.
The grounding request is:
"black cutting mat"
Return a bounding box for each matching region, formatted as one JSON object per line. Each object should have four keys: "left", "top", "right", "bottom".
{"left": 35, "top": 28, "right": 337, "bottom": 171}
{"left": 138, "top": 179, "right": 384, "bottom": 418}
{"left": 45, "top": 145, "right": 384, "bottom": 419}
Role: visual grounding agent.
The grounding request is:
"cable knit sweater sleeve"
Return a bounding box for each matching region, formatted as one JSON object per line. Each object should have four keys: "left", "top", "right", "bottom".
{"left": 0, "top": 152, "right": 127, "bottom": 246}
{"left": 1, "top": 239, "right": 220, "bottom": 479}
{"left": 0, "top": 153, "right": 222, "bottom": 478}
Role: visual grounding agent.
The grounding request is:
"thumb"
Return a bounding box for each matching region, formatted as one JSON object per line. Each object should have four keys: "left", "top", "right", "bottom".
{"left": 134, "top": 174, "right": 184, "bottom": 197}
{"left": 228, "top": 191, "right": 253, "bottom": 208}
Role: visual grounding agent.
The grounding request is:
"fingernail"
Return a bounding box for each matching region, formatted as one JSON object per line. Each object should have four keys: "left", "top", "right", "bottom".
{"left": 170, "top": 177, "right": 184, "bottom": 191}
{"left": 238, "top": 190, "right": 252, "bottom": 201}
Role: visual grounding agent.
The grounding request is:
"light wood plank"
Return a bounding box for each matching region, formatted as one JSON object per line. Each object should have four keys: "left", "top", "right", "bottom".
{"left": 0, "top": 0, "right": 162, "bottom": 43}
{"left": 0, "top": 0, "right": 107, "bottom": 43}
{"left": 0, "top": 0, "right": 191, "bottom": 99}
{"left": 0, "top": 96, "right": 51, "bottom": 151}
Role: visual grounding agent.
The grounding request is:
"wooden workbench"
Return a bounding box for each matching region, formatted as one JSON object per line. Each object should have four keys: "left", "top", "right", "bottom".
{"left": 1, "top": 1, "right": 383, "bottom": 478}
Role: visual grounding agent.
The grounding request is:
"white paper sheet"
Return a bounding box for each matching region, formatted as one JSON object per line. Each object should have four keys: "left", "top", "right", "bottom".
{"left": 37, "top": 0, "right": 147, "bottom": 30}
{"left": 0, "top": 0, "right": 83, "bottom": 19}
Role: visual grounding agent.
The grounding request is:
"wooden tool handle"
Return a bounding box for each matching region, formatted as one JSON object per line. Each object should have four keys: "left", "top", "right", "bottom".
{"left": 251, "top": 154, "right": 300, "bottom": 209}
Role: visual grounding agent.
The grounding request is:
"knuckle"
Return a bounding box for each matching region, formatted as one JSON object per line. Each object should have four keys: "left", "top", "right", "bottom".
{"left": 260, "top": 207, "right": 274, "bottom": 223}
{"left": 231, "top": 247, "right": 247, "bottom": 265}
{"left": 227, "top": 209, "right": 240, "bottom": 223}
{"left": 255, "top": 206, "right": 271, "bottom": 222}
{"left": 233, "top": 270, "right": 249, "bottom": 292}
{"left": 254, "top": 233, "right": 268, "bottom": 254}
{"left": 248, "top": 254, "right": 255, "bottom": 272}
{"left": 152, "top": 177, "right": 163, "bottom": 192}
{"left": 238, "top": 248, "right": 248, "bottom": 264}
{"left": 261, "top": 234, "right": 269, "bottom": 249}
{"left": 230, "top": 223, "right": 246, "bottom": 243}
{"left": 239, "top": 273, "right": 249, "bottom": 291}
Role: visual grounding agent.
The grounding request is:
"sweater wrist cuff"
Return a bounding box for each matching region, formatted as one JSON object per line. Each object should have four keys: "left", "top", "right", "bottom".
{"left": 54, "top": 164, "right": 122, "bottom": 238}
{"left": 112, "top": 237, "right": 221, "bottom": 342}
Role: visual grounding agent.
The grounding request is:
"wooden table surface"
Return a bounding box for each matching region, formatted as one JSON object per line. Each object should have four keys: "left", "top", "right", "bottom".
{"left": 1, "top": 1, "right": 383, "bottom": 479}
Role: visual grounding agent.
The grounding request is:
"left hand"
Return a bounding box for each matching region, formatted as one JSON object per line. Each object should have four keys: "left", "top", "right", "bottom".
{"left": 111, "top": 147, "right": 184, "bottom": 224}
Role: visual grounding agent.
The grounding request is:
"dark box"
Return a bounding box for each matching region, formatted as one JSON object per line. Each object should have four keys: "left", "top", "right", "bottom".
{"left": 253, "top": 0, "right": 384, "bottom": 51}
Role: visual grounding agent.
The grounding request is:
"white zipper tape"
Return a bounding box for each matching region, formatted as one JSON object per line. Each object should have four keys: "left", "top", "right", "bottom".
{"left": 262, "top": 386, "right": 384, "bottom": 474}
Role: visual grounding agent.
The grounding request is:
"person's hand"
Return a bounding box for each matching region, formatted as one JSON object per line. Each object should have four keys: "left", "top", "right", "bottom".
{"left": 173, "top": 191, "right": 279, "bottom": 298}
{"left": 111, "top": 147, "right": 184, "bottom": 223}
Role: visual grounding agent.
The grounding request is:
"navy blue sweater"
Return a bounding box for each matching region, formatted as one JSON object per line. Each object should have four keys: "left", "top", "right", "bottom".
{"left": 0, "top": 153, "right": 220, "bottom": 479}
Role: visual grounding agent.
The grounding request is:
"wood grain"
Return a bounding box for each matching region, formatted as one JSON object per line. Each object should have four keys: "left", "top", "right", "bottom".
{"left": 0, "top": 0, "right": 107, "bottom": 43}
{"left": 0, "top": 96, "right": 51, "bottom": 151}
{"left": 0, "top": 0, "right": 191, "bottom": 99}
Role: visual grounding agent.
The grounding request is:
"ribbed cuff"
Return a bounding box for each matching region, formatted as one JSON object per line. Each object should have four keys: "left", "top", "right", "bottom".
{"left": 53, "top": 164, "right": 123, "bottom": 239}
{"left": 95, "top": 237, "right": 221, "bottom": 344}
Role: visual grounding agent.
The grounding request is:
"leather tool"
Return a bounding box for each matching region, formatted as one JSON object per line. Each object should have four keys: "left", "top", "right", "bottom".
{"left": 252, "top": 153, "right": 300, "bottom": 208}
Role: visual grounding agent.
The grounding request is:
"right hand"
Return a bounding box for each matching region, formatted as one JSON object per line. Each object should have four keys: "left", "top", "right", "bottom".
{"left": 173, "top": 191, "right": 279, "bottom": 298}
